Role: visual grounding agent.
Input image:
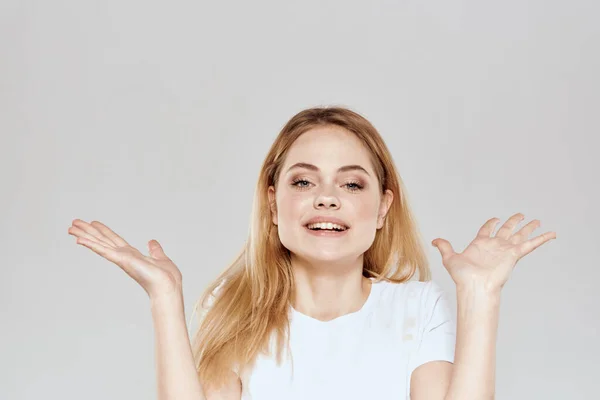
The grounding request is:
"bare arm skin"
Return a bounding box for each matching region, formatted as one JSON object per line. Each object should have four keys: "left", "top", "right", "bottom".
{"left": 151, "top": 291, "right": 208, "bottom": 400}
{"left": 68, "top": 219, "right": 240, "bottom": 400}
{"left": 151, "top": 291, "right": 242, "bottom": 400}
{"left": 411, "top": 288, "right": 500, "bottom": 400}
{"left": 412, "top": 213, "right": 556, "bottom": 399}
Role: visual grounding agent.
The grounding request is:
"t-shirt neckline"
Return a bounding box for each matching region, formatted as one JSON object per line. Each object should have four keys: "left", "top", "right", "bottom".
{"left": 290, "top": 277, "right": 380, "bottom": 326}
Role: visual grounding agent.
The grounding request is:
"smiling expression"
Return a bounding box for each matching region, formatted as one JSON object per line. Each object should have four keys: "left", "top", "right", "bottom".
{"left": 268, "top": 125, "right": 393, "bottom": 265}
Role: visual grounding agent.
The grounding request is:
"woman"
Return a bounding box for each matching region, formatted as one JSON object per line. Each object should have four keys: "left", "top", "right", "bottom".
{"left": 68, "top": 106, "right": 556, "bottom": 400}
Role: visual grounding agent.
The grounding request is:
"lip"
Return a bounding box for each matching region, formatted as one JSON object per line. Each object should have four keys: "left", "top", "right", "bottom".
{"left": 304, "top": 226, "right": 349, "bottom": 237}
{"left": 303, "top": 216, "right": 350, "bottom": 229}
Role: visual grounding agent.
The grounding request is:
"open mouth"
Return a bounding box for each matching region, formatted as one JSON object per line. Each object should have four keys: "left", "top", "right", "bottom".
{"left": 304, "top": 222, "right": 349, "bottom": 232}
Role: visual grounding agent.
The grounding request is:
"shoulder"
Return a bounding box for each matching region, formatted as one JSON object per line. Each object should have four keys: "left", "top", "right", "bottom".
{"left": 372, "top": 279, "right": 453, "bottom": 331}
{"left": 376, "top": 279, "right": 446, "bottom": 307}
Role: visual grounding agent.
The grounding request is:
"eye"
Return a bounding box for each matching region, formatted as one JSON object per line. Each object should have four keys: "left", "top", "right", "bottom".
{"left": 344, "top": 180, "right": 364, "bottom": 192}
{"left": 290, "top": 178, "right": 365, "bottom": 192}
{"left": 291, "top": 178, "right": 312, "bottom": 190}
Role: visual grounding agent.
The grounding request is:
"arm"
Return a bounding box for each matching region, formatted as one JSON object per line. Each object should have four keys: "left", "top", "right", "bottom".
{"left": 150, "top": 291, "right": 242, "bottom": 400}
{"left": 444, "top": 286, "right": 499, "bottom": 399}
{"left": 414, "top": 213, "right": 556, "bottom": 399}
{"left": 67, "top": 220, "right": 240, "bottom": 399}
{"left": 410, "top": 286, "right": 499, "bottom": 400}
{"left": 150, "top": 291, "right": 207, "bottom": 400}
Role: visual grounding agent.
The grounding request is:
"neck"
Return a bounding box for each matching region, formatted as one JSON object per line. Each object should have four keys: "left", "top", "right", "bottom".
{"left": 290, "top": 255, "right": 372, "bottom": 321}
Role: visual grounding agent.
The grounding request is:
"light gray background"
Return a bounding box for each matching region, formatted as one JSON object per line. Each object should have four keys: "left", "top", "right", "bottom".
{"left": 1, "top": 0, "right": 598, "bottom": 399}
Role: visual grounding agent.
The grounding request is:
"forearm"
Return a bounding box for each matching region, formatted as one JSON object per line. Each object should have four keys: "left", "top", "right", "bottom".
{"left": 150, "top": 291, "right": 205, "bottom": 400}
{"left": 444, "top": 285, "right": 501, "bottom": 400}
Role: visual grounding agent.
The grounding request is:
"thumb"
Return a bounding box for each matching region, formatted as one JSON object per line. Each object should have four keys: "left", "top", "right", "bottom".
{"left": 148, "top": 239, "right": 169, "bottom": 260}
{"left": 431, "top": 238, "right": 455, "bottom": 260}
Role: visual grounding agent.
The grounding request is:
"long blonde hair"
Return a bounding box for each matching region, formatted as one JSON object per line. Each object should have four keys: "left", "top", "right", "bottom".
{"left": 191, "top": 105, "right": 431, "bottom": 391}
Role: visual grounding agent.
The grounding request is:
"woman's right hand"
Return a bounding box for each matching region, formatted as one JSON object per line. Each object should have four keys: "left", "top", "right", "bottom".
{"left": 68, "top": 219, "right": 183, "bottom": 300}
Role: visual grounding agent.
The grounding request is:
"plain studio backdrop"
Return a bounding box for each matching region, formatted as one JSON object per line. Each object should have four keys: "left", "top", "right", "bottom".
{"left": 1, "top": 0, "right": 598, "bottom": 399}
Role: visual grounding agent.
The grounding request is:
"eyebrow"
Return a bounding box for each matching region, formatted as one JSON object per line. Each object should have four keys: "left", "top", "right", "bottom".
{"left": 285, "top": 162, "right": 371, "bottom": 177}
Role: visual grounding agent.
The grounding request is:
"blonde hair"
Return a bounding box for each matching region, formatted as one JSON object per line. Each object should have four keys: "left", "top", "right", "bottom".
{"left": 190, "top": 105, "right": 431, "bottom": 391}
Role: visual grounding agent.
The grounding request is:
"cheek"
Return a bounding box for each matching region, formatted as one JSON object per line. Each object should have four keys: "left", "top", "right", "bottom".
{"left": 354, "top": 200, "right": 376, "bottom": 218}
{"left": 274, "top": 192, "right": 309, "bottom": 252}
{"left": 276, "top": 192, "right": 309, "bottom": 225}
{"left": 352, "top": 195, "right": 380, "bottom": 222}
{"left": 350, "top": 198, "right": 381, "bottom": 252}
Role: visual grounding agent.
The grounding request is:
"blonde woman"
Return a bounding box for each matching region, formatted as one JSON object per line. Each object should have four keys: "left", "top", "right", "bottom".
{"left": 68, "top": 106, "right": 556, "bottom": 400}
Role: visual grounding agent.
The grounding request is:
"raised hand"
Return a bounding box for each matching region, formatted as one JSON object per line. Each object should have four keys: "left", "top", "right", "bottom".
{"left": 431, "top": 213, "right": 557, "bottom": 293}
{"left": 68, "top": 219, "right": 183, "bottom": 300}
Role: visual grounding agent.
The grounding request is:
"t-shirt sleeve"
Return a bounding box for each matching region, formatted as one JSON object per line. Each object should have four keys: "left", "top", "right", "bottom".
{"left": 407, "top": 280, "right": 456, "bottom": 389}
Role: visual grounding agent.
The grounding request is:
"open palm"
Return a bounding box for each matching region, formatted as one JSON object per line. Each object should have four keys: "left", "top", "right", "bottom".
{"left": 432, "top": 213, "right": 557, "bottom": 292}
{"left": 68, "top": 219, "right": 182, "bottom": 299}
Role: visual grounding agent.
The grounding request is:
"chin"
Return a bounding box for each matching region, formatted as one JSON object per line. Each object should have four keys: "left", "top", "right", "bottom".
{"left": 293, "top": 247, "right": 355, "bottom": 265}
{"left": 309, "top": 251, "right": 346, "bottom": 262}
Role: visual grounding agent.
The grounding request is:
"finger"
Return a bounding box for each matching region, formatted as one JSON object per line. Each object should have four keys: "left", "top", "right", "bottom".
{"left": 432, "top": 238, "right": 455, "bottom": 261}
{"left": 76, "top": 236, "right": 118, "bottom": 262}
{"left": 148, "top": 240, "right": 169, "bottom": 261}
{"left": 496, "top": 213, "right": 525, "bottom": 240}
{"left": 72, "top": 219, "right": 115, "bottom": 247}
{"left": 512, "top": 219, "right": 541, "bottom": 243}
{"left": 477, "top": 217, "right": 501, "bottom": 238}
{"left": 68, "top": 226, "right": 112, "bottom": 248}
{"left": 516, "top": 231, "right": 557, "bottom": 258}
{"left": 90, "top": 221, "right": 130, "bottom": 247}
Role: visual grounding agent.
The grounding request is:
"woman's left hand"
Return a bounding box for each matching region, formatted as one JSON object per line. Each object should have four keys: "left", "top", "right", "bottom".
{"left": 432, "top": 213, "right": 557, "bottom": 293}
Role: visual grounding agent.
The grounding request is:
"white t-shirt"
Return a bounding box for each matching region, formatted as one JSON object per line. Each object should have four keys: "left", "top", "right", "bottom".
{"left": 236, "top": 278, "right": 456, "bottom": 400}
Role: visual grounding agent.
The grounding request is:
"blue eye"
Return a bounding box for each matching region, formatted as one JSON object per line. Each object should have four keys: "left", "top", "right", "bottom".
{"left": 291, "top": 179, "right": 312, "bottom": 189}
{"left": 345, "top": 181, "right": 364, "bottom": 191}
{"left": 291, "top": 178, "right": 364, "bottom": 192}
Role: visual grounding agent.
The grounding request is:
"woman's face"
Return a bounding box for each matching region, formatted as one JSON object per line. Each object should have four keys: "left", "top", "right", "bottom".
{"left": 268, "top": 126, "right": 393, "bottom": 266}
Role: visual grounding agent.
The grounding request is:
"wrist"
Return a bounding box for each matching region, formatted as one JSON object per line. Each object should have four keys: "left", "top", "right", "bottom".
{"left": 455, "top": 283, "right": 502, "bottom": 313}
{"left": 150, "top": 289, "right": 185, "bottom": 312}
{"left": 456, "top": 280, "right": 502, "bottom": 299}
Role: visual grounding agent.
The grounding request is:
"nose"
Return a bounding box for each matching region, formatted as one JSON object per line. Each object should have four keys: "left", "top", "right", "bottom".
{"left": 313, "top": 189, "right": 340, "bottom": 210}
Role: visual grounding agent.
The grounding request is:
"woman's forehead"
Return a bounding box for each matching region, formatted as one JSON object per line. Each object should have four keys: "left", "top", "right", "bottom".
{"left": 283, "top": 128, "right": 374, "bottom": 173}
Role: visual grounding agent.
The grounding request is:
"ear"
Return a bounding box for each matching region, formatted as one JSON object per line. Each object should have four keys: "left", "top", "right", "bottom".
{"left": 377, "top": 189, "right": 393, "bottom": 229}
{"left": 268, "top": 186, "right": 278, "bottom": 225}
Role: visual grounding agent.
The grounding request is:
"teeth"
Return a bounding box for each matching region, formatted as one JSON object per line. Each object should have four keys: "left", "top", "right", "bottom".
{"left": 307, "top": 222, "right": 347, "bottom": 231}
